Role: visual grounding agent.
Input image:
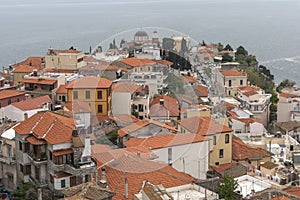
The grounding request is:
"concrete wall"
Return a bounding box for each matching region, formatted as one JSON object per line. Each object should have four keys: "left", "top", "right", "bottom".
{"left": 112, "top": 92, "right": 131, "bottom": 115}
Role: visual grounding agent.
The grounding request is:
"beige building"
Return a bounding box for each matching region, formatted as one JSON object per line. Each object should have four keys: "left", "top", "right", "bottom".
{"left": 178, "top": 116, "right": 233, "bottom": 166}
{"left": 45, "top": 49, "right": 85, "bottom": 70}
{"left": 219, "top": 69, "right": 247, "bottom": 97}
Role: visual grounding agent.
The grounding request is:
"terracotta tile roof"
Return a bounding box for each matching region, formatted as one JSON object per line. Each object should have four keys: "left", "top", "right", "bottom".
{"left": 180, "top": 105, "right": 210, "bottom": 114}
{"left": 179, "top": 116, "right": 232, "bottom": 136}
{"left": 13, "top": 65, "right": 35, "bottom": 73}
{"left": 149, "top": 95, "right": 179, "bottom": 117}
{"left": 118, "top": 118, "right": 177, "bottom": 138}
{"left": 242, "top": 90, "right": 258, "bottom": 97}
{"left": 260, "top": 161, "right": 279, "bottom": 170}
{"left": 13, "top": 56, "right": 44, "bottom": 70}
{"left": 12, "top": 95, "right": 51, "bottom": 111}
{"left": 66, "top": 76, "right": 112, "bottom": 89}
{"left": 220, "top": 50, "right": 235, "bottom": 54}
{"left": 91, "top": 115, "right": 110, "bottom": 126}
{"left": 93, "top": 154, "right": 194, "bottom": 200}
{"left": 220, "top": 69, "right": 246, "bottom": 77}
{"left": 83, "top": 56, "right": 101, "bottom": 63}
{"left": 56, "top": 85, "right": 67, "bottom": 94}
{"left": 19, "top": 78, "right": 57, "bottom": 85}
{"left": 211, "top": 163, "right": 235, "bottom": 174}
{"left": 271, "top": 195, "right": 291, "bottom": 200}
{"left": 112, "top": 82, "right": 141, "bottom": 93}
{"left": 64, "top": 101, "right": 91, "bottom": 113}
{"left": 181, "top": 74, "right": 199, "bottom": 83}
{"left": 109, "top": 114, "right": 139, "bottom": 125}
{"left": 119, "top": 57, "right": 156, "bottom": 67}
{"left": 25, "top": 135, "right": 46, "bottom": 145}
{"left": 53, "top": 149, "right": 73, "bottom": 156}
{"left": 224, "top": 102, "right": 236, "bottom": 111}
{"left": 193, "top": 85, "right": 209, "bottom": 97}
{"left": 14, "top": 111, "right": 76, "bottom": 144}
{"left": 276, "top": 121, "right": 300, "bottom": 132}
{"left": 42, "top": 68, "right": 77, "bottom": 73}
{"left": 0, "top": 73, "right": 12, "bottom": 78}
{"left": 91, "top": 144, "right": 112, "bottom": 155}
{"left": 0, "top": 89, "right": 26, "bottom": 100}
{"left": 53, "top": 49, "right": 81, "bottom": 54}
{"left": 72, "top": 136, "right": 84, "bottom": 148}
{"left": 232, "top": 137, "right": 271, "bottom": 160}
{"left": 125, "top": 133, "right": 208, "bottom": 149}
{"left": 284, "top": 187, "right": 300, "bottom": 198}
{"left": 81, "top": 63, "right": 129, "bottom": 72}
{"left": 238, "top": 86, "right": 261, "bottom": 92}
{"left": 280, "top": 93, "right": 294, "bottom": 98}
{"left": 154, "top": 59, "right": 173, "bottom": 65}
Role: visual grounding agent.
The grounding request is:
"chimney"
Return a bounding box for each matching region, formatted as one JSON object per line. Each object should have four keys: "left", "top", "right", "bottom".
{"left": 160, "top": 99, "right": 164, "bottom": 106}
{"left": 82, "top": 136, "right": 91, "bottom": 157}
{"left": 24, "top": 113, "right": 28, "bottom": 120}
{"left": 137, "top": 151, "right": 140, "bottom": 158}
{"left": 124, "top": 178, "right": 128, "bottom": 198}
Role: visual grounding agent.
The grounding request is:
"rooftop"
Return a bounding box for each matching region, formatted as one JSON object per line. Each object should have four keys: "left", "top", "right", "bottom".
{"left": 11, "top": 95, "right": 51, "bottom": 111}
{"left": 66, "top": 76, "right": 112, "bottom": 89}
{"left": 220, "top": 69, "right": 246, "bottom": 77}
{"left": 0, "top": 89, "right": 26, "bottom": 100}
{"left": 19, "top": 78, "right": 57, "bottom": 85}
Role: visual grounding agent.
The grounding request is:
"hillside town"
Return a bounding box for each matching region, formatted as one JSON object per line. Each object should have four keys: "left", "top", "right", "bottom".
{"left": 0, "top": 30, "right": 299, "bottom": 200}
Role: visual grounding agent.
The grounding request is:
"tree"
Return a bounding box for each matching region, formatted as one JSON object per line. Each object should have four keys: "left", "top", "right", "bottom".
{"left": 218, "top": 175, "right": 238, "bottom": 200}
{"left": 236, "top": 46, "right": 248, "bottom": 56}
{"left": 162, "top": 37, "right": 175, "bottom": 51}
{"left": 165, "top": 72, "right": 184, "bottom": 94}
{"left": 222, "top": 53, "right": 233, "bottom": 62}
{"left": 201, "top": 40, "right": 207, "bottom": 46}
{"left": 223, "top": 44, "right": 233, "bottom": 51}
{"left": 217, "top": 42, "right": 224, "bottom": 52}
{"left": 120, "top": 39, "right": 126, "bottom": 48}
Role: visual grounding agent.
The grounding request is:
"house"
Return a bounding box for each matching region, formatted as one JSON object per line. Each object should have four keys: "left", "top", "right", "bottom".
{"left": 117, "top": 118, "right": 177, "bottom": 146}
{"left": 260, "top": 161, "right": 281, "bottom": 176}
{"left": 55, "top": 84, "right": 67, "bottom": 104}
{"left": 229, "top": 116, "right": 266, "bottom": 138}
{"left": 0, "top": 95, "right": 51, "bottom": 122}
{"left": 0, "top": 123, "right": 18, "bottom": 190}
{"left": 284, "top": 186, "right": 300, "bottom": 198}
{"left": 232, "top": 136, "right": 272, "bottom": 168}
{"left": 63, "top": 101, "right": 91, "bottom": 130}
{"left": 125, "top": 133, "right": 210, "bottom": 179}
{"left": 209, "top": 162, "right": 247, "bottom": 178}
{"left": 134, "top": 181, "right": 218, "bottom": 200}
{"left": 149, "top": 95, "right": 180, "bottom": 122}
{"left": 13, "top": 65, "right": 36, "bottom": 86}
{"left": 180, "top": 105, "right": 211, "bottom": 119}
{"left": 45, "top": 49, "right": 85, "bottom": 70}
{"left": 277, "top": 92, "right": 300, "bottom": 122}
{"left": 66, "top": 76, "right": 112, "bottom": 117}
{"left": 12, "top": 56, "right": 44, "bottom": 70}
{"left": 94, "top": 49, "right": 128, "bottom": 62}
{"left": 13, "top": 111, "right": 97, "bottom": 195}
{"left": 181, "top": 74, "right": 199, "bottom": 86}
{"left": 111, "top": 82, "right": 141, "bottom": 116}
{"left": 193, "top": 84, "right": 210, "bottom": 104}
{"left": 178, "top": 116, "right": 233, "bottom": 166}
{"left": 93, "top": 151, "right": 194, "bottom": 200}
{"left": 0, "top": 89, "right": 26, "bottom": 109}
{"left": 237, "top": 86, "right": 272, "bottom": 127}
{"left": 218, "top": 69, "right": 247, "bottom": 97}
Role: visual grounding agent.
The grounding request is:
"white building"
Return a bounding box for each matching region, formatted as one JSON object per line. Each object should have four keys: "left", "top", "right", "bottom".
{"left": 125, "top": 133, "right": 210, "bottom": 179}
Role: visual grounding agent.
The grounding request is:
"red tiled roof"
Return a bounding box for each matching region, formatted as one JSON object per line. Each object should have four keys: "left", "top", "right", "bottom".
{"left": 220, "top": 69, "right": 246, "bottom": 77}
{"left": 19, "top": 78, "right": 57, "bottom": 85}
{"left": 112, "top": 82, "right": 141, "bottom": 93}
{"left": 53, "top": 149, "right": 73, "bottom": 156}
{"left": 93, "top": 153, "right": 194, "bottom": 200}
{"left": 284, "top": 187, "right": 300, "bottom": 198}
{"left": 280, "top": 93, "right": 293, "bottom": 98}
{"left": 149, "top": 95, "right": 179, "bottom": 117}
{"left": 179, "top": 116, "right": 232, "bottom": 136}
{"left": 56, "top": 85, "right": 67, "bottom": 94}
{"left": 81, "top": 63, "right": 129, "bottom": 72}
{"left": 12, "top": 95, "right": 51, "bottom": 111}
{"left": 211, "top": 163, "right": 235, "bottom": 174}
{"left": 14, "top": 111, "right": 76, "bottom": 144}
{"left": 0, "top": 73, "right": 12, "bottom": 78}
{"left": 13, "top": 57, "right": 44, "bottom": 70}
{"left": 13, "top": 65, "right": 35, "bottom": 73}
{"left": 53, "top": 49, "right": 81, "bottom": 54}
{"left": 26, "top": 135, "right": 46, "bottom": 145}
{"left": 91, "top": 144, "right": 112, "bottom": 155}
{"left": 66, "top": 76, "right": 112, "bottom": 89}
{"left": 64, "top": 101, "right": 91, "bottom": 113}
{"left": 0, "top": 89, "right": 26, "bottom": 100}
{"left": 119, "top": 57, "right": 156, "bottom": 67}
{"left": 193, "top": 85, "right": 209, "bottom": 97}
{"left": 154, "top": 60, "right": 173, "bottom": 66}
{"left": 42, "top": 68, "right": 77, "bottom": 73}
{"left": 181, "top": 74, "right": 199, "bottom": 83}
{"left": 242, "top": 90, "right": 258, "bottom": 97}
{"left": 271, "top": 196, "right": 291, "bottom": 200}
{"left": 118, "top": 118, "right": 177, "bottom": 138}
{"left": 238, "top": 86, "right": 261, "bottom": 92}
{"left": 232, "top": 138, "right": 271, "bottom": 160}
{"left": 125, "top": 133, "right": 207, "bottom": 149}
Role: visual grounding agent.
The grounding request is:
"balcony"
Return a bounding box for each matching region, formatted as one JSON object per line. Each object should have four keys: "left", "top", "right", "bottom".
{"left": 0, "top": 155, "right": 16, "bottom": 165}
{"left": 27, "top": 152, "right": 47, "bottom": 165}
{"left": 63, "top": 162, "right": 97, "bottom": 176}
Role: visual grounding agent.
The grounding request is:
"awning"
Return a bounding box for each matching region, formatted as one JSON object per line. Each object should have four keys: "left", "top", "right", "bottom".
{"left": 53, "top": 149, "right": 73, "bottom": 157}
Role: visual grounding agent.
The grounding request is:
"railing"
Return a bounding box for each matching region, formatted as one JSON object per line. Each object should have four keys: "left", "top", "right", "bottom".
{"left": 27, "top": 152, "right": 47, "bottom": 164}
{"left": 0, "top": 155, "right": 15, "bottom": 165}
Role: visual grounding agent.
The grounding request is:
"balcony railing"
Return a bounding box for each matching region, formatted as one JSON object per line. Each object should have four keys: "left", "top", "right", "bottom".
{"left": 27, "top": 152, "right": 47, "bottom": 164}
{"left": 0, "top": 155, "right": 16, "bottom": 165}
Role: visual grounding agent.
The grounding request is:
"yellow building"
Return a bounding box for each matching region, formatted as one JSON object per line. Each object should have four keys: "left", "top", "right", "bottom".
{"left": 178, "top": 116, "right": 233, "bottom": 166}
{"left": 219, "top": 69, "right": 247, "bottom": 97}
{"left": 66, "top": 76, "right": 112, "bottom": 116}
{"left": 45, "top": 49, "right": 85, "bottom": 70}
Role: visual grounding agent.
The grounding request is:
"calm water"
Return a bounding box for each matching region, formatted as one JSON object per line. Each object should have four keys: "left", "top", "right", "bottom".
{"left": 1, "top": 0, "right": 300, "bottom": 83}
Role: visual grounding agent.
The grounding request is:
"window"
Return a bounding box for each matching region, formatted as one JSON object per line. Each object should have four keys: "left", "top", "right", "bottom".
{"left": 138, "top": 104, "right": 144, "bottom": 112}
{"left": 240, "top": 80, "right": 243, "bottom": 86}
{"left": 225, "top": 134, "right": 230, "bottom": 144}
{"left": 98, "top": 105, "right": 103, "bottom": 113}
{"left": 24, "top": 143, "right": 30, "bottom": 153}
{"left": 228, "top": 91, "right": 231, "bottom": 96}
{"left": 19, "top": 141, "right": 23, "bottom": 151}
{"left": 213, "top": 136, "right": 216, "bottom": 145}
{"left": 254, "top": 105, "right": 258, "bottom": 111}
{"left": 85, "top": 91, "right": 90, "bottom": 99}
{"left": 219, "top": 149, "right": 224, "bottom": 158}
{"left": 7, "top": 145, "right": 11, "bottom": 157}
{"left": 73, "top": 91, "right": 78, "bottom": 99}
{"left": 168, "top": 148, "right": 172, "bottom": 164}
{"left": 0, "top": 103, "right": 1, "bottom": 108}
{"left": 97, "top": 91, "right": 102, "bottom": 99}
{"left": 17, "top": 98, "right": 20, "bottom": 102}
{"left": 61, "top": 179, "right": 66, "bottom": 188}
{"left": 58, "top": 96, "right": 62, "bottom": 100}
{"left": 8, "top": 99, "right": 11, "bottom": 105}
{"left": 228, "top": 80, "right": 232, "bottom": 87}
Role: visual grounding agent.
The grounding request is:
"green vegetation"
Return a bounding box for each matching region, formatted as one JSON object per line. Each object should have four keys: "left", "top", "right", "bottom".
{"left": 14, "top": 182, "right": 53, "bottom": 200}
{"left": 162, "top": 37, "right": 175, "bottom": 51}
{"left": 222, "top": 54, "right": 233, "bottom": 62}
{"left": 223, "top": 44, "right": 233, "bottom": 51}
{"left": 96, "top": 130, "right": 118, "bottom": 145}
{"left": 203, "top": 66, "right": 212, "bottom": 79}
{"left": 218, "top": 175, "right": 238, "bottom": 200}
{"left": 165, "top": 72, "right": 184, "bottom": 94}
{"left": 276, "top": 79, "right": 296, "bottom": 93}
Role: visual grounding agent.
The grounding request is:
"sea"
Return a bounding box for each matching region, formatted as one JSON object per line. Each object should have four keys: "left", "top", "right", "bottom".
{"left": 1, "top": 0, "right": 300, "bottom": 84}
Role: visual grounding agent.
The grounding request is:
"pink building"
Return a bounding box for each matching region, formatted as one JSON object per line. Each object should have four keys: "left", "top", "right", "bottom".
{"left": 0, "top": 89, "right": 26, "bottom": 108}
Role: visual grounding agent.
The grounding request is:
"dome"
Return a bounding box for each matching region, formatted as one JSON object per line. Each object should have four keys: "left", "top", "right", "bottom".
{"left": 134, "top": 31, "right": 148, "bottom": 37}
